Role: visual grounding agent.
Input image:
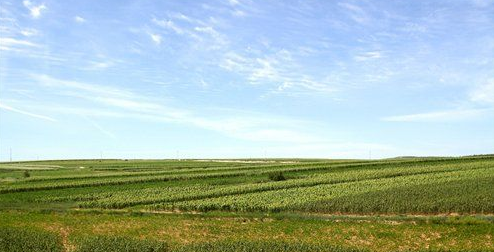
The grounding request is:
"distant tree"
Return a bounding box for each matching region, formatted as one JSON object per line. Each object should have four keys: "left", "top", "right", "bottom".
{"left": 23, "top": 170, "right": 30, "bottom": 178}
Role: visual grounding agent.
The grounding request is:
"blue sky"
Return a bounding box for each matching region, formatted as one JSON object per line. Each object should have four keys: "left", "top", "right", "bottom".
{"left": 0, "top": 0, "right": 493, "bottom": 160}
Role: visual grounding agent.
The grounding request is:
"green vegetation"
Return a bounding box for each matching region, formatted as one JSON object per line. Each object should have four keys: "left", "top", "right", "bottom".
{"left": 75, "top": 236, "right": 168, "bottom": 252}
{"left": 268, "top": 171, "right": 286, "bottom": 181}
{"left": 0, "top": 226, "right": 63, "bottom": 252}
{"left": 176, "top": 241, "right": 367, "bottom": 252}
{"left": 0, "top": 157, "right": 493, "bottom": 251}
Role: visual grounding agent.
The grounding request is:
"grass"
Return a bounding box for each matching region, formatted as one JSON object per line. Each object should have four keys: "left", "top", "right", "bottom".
{"left": 0, "top": 226, "right": 64, "bottom": 252}
{"left": 0, "top": 157, "right": 493, "bottom": 251}
{"left": 0, "top": 211, "right": 492, "bottom": 251}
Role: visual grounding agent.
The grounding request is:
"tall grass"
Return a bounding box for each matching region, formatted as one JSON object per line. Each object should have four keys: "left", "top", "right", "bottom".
{"left": 0, "top": 226, "right": 63, "bottom": 252}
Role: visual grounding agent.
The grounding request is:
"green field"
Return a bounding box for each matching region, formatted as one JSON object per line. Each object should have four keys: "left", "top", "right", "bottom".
{"left": 1, "top": 157, "right": 493, "bottom": 251}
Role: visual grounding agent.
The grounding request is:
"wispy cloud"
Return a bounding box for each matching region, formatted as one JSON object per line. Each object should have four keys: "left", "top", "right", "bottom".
{"left": 232, "top": 10, "right": 246, "bottom": 17}
{"left": 354, "top": 51, "right": 382, "bottom": 61}
{"left": 149, "top": 33, "right": 162, "bottom": 44}
{"left": 194, "top": 26, "right": 227, "bottom": 47}
{"left": 28, "top": 74, "right": 320, "bottom": 143}
{"left": 170, "top": 13, "right": 194, "bottom": 23}
{"left": 152, "top": 18, "right": 184, "bottom": 34}
{"left": 86, "top": 61, "right": 113, "bottom": 70}
{"left": 20, "top": 28, "right": 38, "bottom": 37}
{"left": 338, "top": 2, "right": 370, "bottom": 24}
{"left": 83, "top": 116, "right": 116, "bottom": 139}
{"left": 382, "top": 108, "right": 492, "bottom": 122}
{"left": 22, "top": 0, "right": 46, "bottom": 19}
{"left": 221, "top": 50, "right": 337, "bottom": 94}
{"left": 470, "top": 80, "right": 494, "bottom": 104}
{"left": 32, "top": 74, "right": 135, "bottom": 100}
{"left": 74, "top": 16, "right": 86, "bottom": 23}
{"left": 0, "top": 101, "right": 57, "bottom": 122}
{"left": 0, "top": 37, "right": 39, "bottom": 48}
{"left": 151, "top": 15, "right": 228, "bottom": 50}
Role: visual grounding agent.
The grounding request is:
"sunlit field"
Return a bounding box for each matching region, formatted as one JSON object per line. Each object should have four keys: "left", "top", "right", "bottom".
{"left": 1, "top": 156, "right": 493, "bottom": 251}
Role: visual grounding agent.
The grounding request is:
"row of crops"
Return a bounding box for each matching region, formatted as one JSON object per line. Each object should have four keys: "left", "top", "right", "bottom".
{"left": 1, "top": 160, "right": 377, "bottom": 193}
{"left": 1, "top": 157, "right": 486, "bottom": 193}
{"left": 150, "top": 167, "right": 494, "bottom": 213}
{"left": 22, "top": 161, "right": 335, "bottom": 182}
{"left": 36, "top": 158, "right": 493, "bottom": 209}
{"left": 0, "top": 156, "right": 493, "bottom": 214}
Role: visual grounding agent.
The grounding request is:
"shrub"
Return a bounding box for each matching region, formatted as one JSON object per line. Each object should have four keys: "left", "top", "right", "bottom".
{"left": 268, "top": 172, "right": 286, "bottom": 181}
{"left": 23, "top": 171, "right": 30, "bottom": 178}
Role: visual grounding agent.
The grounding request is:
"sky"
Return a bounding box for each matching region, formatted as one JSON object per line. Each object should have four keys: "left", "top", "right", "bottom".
{"left": 0, "top": 0, "right": 493, "bottom": 161}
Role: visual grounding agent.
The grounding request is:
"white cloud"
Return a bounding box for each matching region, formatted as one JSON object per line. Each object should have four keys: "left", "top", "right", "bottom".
{"left": 194, "top": 26, "right": 228, "bottom": 48}
{"left": 338, "top": 2, "right": 369, "bottom": 24}
{"left": 74, "top": 16, "right": 86, "bottom": 23}
{"left": 20, "top": 28, "right": 38, "bottom": 37}
{"left": 0, "top": 101, "right": 57, "bottom": 122}
{"left": 171, "top": 13, "right": 193, "bottom": 23}
{"left": 151, "top": 16, "right": 229, "bottom": 50}
{"left": 220, "top": 52, "right": 250, "bottom": 71}
{"left": 249, "top": 58, "right": 278, "bottom": 83}
{"left": 221, "top": 50, "right": 337, "bottom": 94}
{"left": 382, "top": 108, "right": 492, "bottom": 122}
{"left": 32, "top": 74, "right": 134, "bottom": 98}
{"left": 232, "top": 10, "right": 246, "bottom": 17}
{"left": 0, "top": 37, "right": 39, "bottom": 47}
{"left": 149, "top": 33, "right": 162, "bottom": 44}
{"left": 152, "top": 18, "right": 184, "bottom": 34}
{"left": 83, "top": 117, "right": 116, "bottom": 139}
{"left": 22, "top": 0, "right": 46, "bottom": 19}
{"left": 200, "top": 79, "right": 209, "bottom": 88}
{"left": 470, "top": 80, "right": 494, "bottom": 104}
{"left": 28, "top": 74, "right": 324, "bottom": 144}
{"left": 0, "top": 44, "right": 66, "bottom": 62}
{"left": 88, "top": 61, "right": 112, "bottom": 69}
{"left": 354, "top": 51, "right": 382, "bottom": 61}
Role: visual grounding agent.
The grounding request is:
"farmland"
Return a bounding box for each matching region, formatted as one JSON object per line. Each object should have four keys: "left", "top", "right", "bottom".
{"left": 0, "top": 156, "right": 493, "bottom": 251}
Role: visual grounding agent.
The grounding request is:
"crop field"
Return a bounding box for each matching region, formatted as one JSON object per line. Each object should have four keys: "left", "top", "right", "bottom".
{"left": 0, "top": 156, "right": 493, "bottom": 251}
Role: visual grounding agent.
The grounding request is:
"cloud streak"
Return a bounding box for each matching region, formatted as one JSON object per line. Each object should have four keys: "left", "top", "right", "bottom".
{"left": 0, "top": 101, "right": 57, "bottom": 122}
{"left": 221, "top": 50, "right": 337, "bottom": 94}
{"left": 83, "top": 116, "right": 116, "bottom": 139}
{"left": 0, "top": 37, "right": 39, "bottom": 48}
{"left": 470, "top": 80, "right": 494, "bottom": 104}
{"left": 29, "top": 74, "right": 321, "bottom": 143}
{"left": 382, "top": 108, "right": 493, "bottom": 122}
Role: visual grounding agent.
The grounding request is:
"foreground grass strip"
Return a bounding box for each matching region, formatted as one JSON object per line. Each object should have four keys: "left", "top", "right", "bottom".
{"left": 0, "top": 226, "right": 64, "bottom": 252}
{"left": 75, "top": 236, "right": 168, "bottom": 252}
{"left": 1, "top": 210, "right": 493, "bottom": 252}
{"left": 175, "top": 241, "right": 367, "bottom": 252}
